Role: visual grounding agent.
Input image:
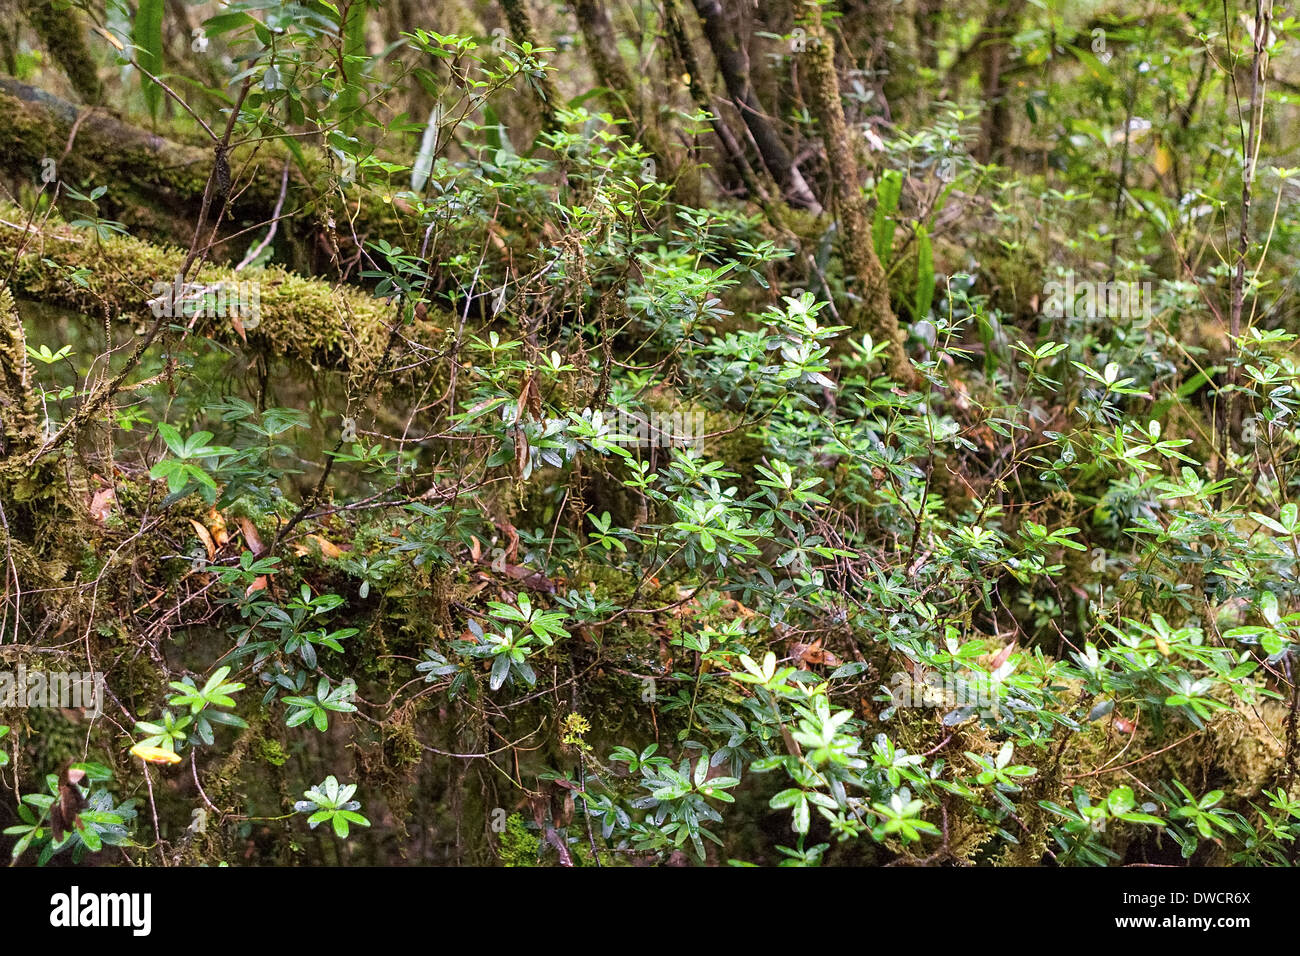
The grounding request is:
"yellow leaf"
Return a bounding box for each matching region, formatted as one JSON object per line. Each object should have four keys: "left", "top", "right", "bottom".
{"left": 292, "top": 534, "right": 344, "bottom": 559}
{"left": 207, "top": 506, "right": 230, "bottom": 549}
{"left": 190, "top": 519, "right": 216, "bottom": 560}
{"left": 95, "top": 26, "right": 125, "bottom": 51}
{"left": 1154, "top": 146, "right": 1172, "bottom": 177}
{"left": 313, "top": 535, "right": 344, "bottom": 559}
{"left": 130, "top": 744, "right": 182, "bottom": 765}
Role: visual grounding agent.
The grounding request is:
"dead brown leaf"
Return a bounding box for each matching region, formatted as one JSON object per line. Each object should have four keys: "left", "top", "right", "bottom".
{"left": 190, "top": 519, "right": 216, "bottom": 560}
{"left": 89, "top": 487, "right": 116, "bottom": 524}
{"left": 989, "top": 641, "right": 1017, "bottom": 670}
{"left": 207, "top": 506, "right": 230, "bottom": 549}
{"left": 236, "top": 516, "right": 264, "bottom": 555}
{"left": 790, "top": 639, "right": 841, "bottom": 669}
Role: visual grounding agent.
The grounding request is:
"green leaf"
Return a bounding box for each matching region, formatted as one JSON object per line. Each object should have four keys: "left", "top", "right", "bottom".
{"left": 914, "top": 226, "right": 934, "bottom": 320}
{"left": 490, "top": 653, "right": 510, "bottom": 690}
{"left": 873, "top": 170, "right": 902, "bottom": 263}
{"left": 156, "top": 422, "right": 184, "bottom": 456}
{"left": 134, "top": 0, "right": 165, "bottom": 121}
{"left": 792, "top": 795, "right": 810, "bottom": 834}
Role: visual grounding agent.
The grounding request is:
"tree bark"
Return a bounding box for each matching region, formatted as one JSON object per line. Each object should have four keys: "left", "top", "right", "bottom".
{"left": 798, "top": 2, "right": 911, "bottom": 383}
{"left": 20, "top": 0, "right": 101, "bottom": 103}
{"left": 499, "top": 0, "right": 561, "bottom": 133}
{"left": 690, "top": 0, "right": 821, "bottom": 212}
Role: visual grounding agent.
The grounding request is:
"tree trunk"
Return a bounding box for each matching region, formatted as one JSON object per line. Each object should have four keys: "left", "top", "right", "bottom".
{"left": 914, "top": 0, "right": 942, "bottom": 73}
{"left": 690, "top": 0, "right": 821, "bottom": 212}
{"left": 20, "top": 0, "right": 101, "bottom": 103}
{"left": 973, "top": 0, "right": 1025, "bottom": 165}
{"left": 499, "top": 0, "right": 561, "bottom": 133}
{"left": 798, "top": 2, "right": 911, "bottom": 383}
{"left": 663, "top": 0, "right": 782, "bottom": 220}
{"left": 571, "top": 0, "right": 697, "bottom": 202}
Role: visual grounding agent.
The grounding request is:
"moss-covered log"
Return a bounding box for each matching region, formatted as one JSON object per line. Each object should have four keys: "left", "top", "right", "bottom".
{"left": 0, "top": 79, "right": 410, "bottom": 272}
{"left": 0, "top": 204, "right": 449, "bottom": 375}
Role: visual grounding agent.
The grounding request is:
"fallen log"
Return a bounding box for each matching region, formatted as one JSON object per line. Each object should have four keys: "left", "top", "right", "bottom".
{"left": 0, "top": 78, "right": 412, "bottom": 272}
{"left": 0, "top": 203, "right": 449, "bottom": 375}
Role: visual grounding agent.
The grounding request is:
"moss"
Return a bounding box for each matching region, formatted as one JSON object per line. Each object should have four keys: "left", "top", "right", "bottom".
{"left": 972, "top": 235, "right": 1047, "bottom": 322}
{"left": 0, "top": 202, "right": 449, "bottom": 376}
{"left": 21, "top": 1, "right": 100, "bottom": 103}
{"left": 258, "top": 737, "right": 289, "bottom": 767}
{"left": 0, "top": 284, "right": 39, "bottom": 454}
{"left": 11, "top": 705, "right": 83, "bottom": 773}
{"left": 383, "top": 709, "right": 424, "bottom": 771}
{"left": 498, "top": 812, "right": 541, "bottom": 866}
{"left": 205, "top": 719, "right": 261, "bottom": 816}
{"left": 0, "top": 81, "right": 414, "bottom": 267}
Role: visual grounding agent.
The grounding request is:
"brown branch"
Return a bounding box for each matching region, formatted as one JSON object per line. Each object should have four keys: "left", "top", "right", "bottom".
{"left": 689, "top": 0, "right": 821, "bottom": 212}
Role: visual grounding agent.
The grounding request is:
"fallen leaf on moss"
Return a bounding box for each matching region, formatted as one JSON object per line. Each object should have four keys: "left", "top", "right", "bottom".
{"left": 291, "top": 534, "right": 344, "bottom": 559}
{"left": 89, "top": 487, "right": 116, "bottom": 524}
{"left": 190, "top": 519, "right": 216, "bottom": 560}
{"left": 207, "top": 506, "right": 230, "bottom": 549}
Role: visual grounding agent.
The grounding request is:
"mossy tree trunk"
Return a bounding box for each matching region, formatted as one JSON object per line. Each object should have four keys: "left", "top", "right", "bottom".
{"left": 0, "top": 284, "right": 39, "bottom": 460}
{"left": 798, "top": 2, "right": 912, "bottom": 383}
{"left": 0, "top": 205, "right": 447, "bottom": 386}
{"left": 20, "top": 0, "right": 102, "bottom": 103}
{"left": 499, "top": 0, "right": 561, "bottom": 133}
